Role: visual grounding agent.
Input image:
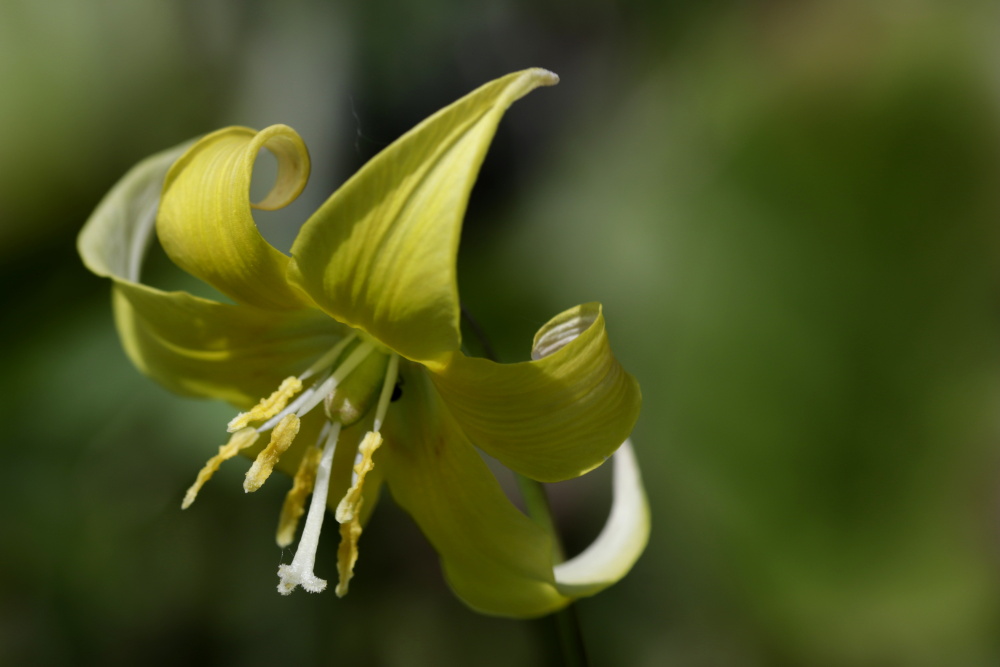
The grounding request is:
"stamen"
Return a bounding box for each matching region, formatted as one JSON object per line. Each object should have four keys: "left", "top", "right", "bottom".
{"left": 277, "top": 421, "right": 341, "bottom": 594}
{"left": 254, "top": 336, "right": 360, "bottom": 433}
{"left": 336, "top": 507, "right": 363, "bottom": 597}
{"left": 294, "top": 341, "right": 376, "bottom": 418}
{"left": 244, "top": 413, "right": 300, "bottom": 492}
{"left": 181, "top": 427, "right": 259, "bottom": 509}
{"left": 335, "top": 431, "right": 383, "bottom": 523}
{"left": 257, "top": 374, "right": 329, "bottom": 433}
{"left": 372, "top": 353, "right": 399, "bottom": 433}
{"left": 299, "top": 333, "right": 357, "bottom": 381}
{"left": 227, "top": 377, "right": 302, "bottom": 432}
{"left": 335, "top": 354, "right": 397, "bottom": 523}
{"left": 276, "top": 445, "right": 323, "bottom": 548}
{"left": 332, "top": 354, "right": 400, "bottom": 595}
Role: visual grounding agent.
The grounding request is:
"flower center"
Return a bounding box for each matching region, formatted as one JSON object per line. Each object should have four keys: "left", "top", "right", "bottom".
{"left": 180, "top": 332, "right": 400, "bottom": 597}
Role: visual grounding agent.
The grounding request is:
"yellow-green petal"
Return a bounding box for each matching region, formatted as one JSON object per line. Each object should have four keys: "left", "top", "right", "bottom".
{"left": 430, "top": 303, "right": 641, "bottom": 482}
{"left": 157, "top": 125, "right": 312, "bottom": 310}
{"left": 289, "top": 68, "right": 559, "bottom": 369}
{"left": 77, "top": 136, "right": 341, "bottom": 407}
{"left": 79, "top": 139, "right": 193, "bottom": 282}
{"left": 113, "top": 282, "right": 341, "bottom": 407}
{"left": 383, "top": 370, "right": 570, "bottom": 617}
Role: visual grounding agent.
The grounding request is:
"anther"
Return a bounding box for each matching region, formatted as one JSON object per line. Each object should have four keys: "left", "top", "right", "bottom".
{"left": 182, "top": 427, "right": 259, "bottom": 509}
{"left": 335, "top": 431, "right": 383, "bottom": 523}
{"left": 227, "top": 377, "right": 302, "bottom": 432}
{"left": 336, "top": 510, "right": 363, "bottom": 597}
{"left": 332, "top": 354, "right": 399, "bottom": 594}
{"left": 244, "top": 413, "right": 300, "bottom": 492}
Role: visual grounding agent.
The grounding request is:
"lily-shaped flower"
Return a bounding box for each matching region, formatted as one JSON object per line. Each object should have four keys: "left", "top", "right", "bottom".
{"left": 78, "top": 69, "right": 648, "bottom": 617}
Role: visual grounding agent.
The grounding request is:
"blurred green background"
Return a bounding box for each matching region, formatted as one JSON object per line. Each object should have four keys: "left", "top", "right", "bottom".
{"left": 4, "top": 1, "right": 1000, "bottom": 665}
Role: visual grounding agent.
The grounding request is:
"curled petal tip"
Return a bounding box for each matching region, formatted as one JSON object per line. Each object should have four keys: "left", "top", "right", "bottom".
{"left": 553, "top": 439, "right": 649, "bottom": 597}
{"left": 534, "top": 69, "right": 559, "bottom": 86}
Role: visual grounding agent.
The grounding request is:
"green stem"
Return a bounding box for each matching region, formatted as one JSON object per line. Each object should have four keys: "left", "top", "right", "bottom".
{"left": 517, "top": 473, "right": 590, "bottom": 667}
{"left": 553, "top": 603, "right": 589, "bottom": 667}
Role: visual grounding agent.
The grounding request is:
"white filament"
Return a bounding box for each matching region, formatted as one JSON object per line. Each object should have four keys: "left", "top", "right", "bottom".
{"left": 294, "top": 341, "right": 375, "bottom": 418}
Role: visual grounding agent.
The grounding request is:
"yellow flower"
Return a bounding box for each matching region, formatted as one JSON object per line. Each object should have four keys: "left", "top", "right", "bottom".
{"left": 78, "top": 69, "right": 648, "bottom": 617}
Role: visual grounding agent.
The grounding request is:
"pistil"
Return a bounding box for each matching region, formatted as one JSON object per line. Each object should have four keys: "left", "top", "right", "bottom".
{"left": 277, "top": 421, "right": 341, "bottom": 594}
{"left": 276, "top": 445, "right": 323, "bottom": 548}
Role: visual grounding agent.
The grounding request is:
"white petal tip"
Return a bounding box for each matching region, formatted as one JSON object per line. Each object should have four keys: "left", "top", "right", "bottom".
{"left": 553, "top": 439, "right": 650, "bottom": 597}
{"left": 533, "top": 68, "right": 560, "bottom": 86}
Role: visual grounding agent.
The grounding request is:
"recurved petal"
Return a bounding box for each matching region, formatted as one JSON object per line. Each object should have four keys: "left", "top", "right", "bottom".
{"left": 157, "top": 125, "right": 312, "bottom": 310}
{"left": 553, "top": 439, "right": 650, "bottom": 596}
{"left": 113, "top": 280, "right": 342, "bottom": 408}
{"left": 430, "top": 303, "right": 641, "bottom": 482}
{"left": 289, "top": 68, "right": 559, "bottom": 369}
{"left": 78, "top": 130, "right": 337, "bottom": 408}
{"left": 383, "top": 371, "right": 570, "bottom": 618}
{"left": 79, "top": 139, "right": 193, "bottom": 283}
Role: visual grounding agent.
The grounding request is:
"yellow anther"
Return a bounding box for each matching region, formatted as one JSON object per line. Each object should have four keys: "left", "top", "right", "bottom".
{"left": 335, "top": 431, "right": 383, "bottom": 523}
{"left": 244, "top": 413, "right": 300, "bottom": 492}
{"left": 336, "top": 501, "right": 364, "bottom": 597}
{"left": 227, "top": 377, "right": 302, "bottom": 432}
{"left": 276, "top": 446, "right": 323, "bottom": 548}
{"left": 182, "top": 427, "right": 260, "bottom": 509}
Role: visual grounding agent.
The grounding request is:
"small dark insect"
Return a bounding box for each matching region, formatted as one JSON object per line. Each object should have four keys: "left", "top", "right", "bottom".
{"left": 391, "top": 378, "right": 404, "bottom": 402}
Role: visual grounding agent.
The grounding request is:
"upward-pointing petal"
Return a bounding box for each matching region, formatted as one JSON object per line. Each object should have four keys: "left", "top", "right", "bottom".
{"left": 289, "top": 69, "right": 559, "bottom": 369}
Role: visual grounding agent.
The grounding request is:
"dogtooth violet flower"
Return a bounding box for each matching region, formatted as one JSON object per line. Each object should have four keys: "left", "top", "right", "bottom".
{"left": 78, "top": 68, "right": 648, "bottom": 617}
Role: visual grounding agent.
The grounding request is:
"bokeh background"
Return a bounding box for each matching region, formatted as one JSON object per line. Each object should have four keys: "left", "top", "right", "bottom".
{"left": 4, "top": 1, "right": 1000, "bottom": 665}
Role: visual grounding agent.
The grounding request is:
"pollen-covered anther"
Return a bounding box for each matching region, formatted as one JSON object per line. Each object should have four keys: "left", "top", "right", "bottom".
{"left": 244, "top": 413, "right": 300, "bottom": 492}
{"left": 276, "top": 446, "right": 323, "bottom": 548}
{"left": 336, "top": 503, "right": 364, "bottom": 597}
{"left": 335, "top": 431, "right": 383, "bottom": 523}
{"left": 182, "top": 427, "right": 259, "bottom": 509}
{"left": 227, "top": 376, "right": 302, "bottom": 432}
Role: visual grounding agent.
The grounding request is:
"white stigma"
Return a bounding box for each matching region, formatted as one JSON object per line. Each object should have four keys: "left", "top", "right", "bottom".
{"left": 277, "top": 421, "right": 342, "bottom": 594}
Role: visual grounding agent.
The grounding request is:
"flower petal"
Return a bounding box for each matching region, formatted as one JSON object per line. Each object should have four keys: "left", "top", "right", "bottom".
{"left": 553, "top": 439, "right": 650, "bottom": 596}
{"left": 431, "top": 303, "right": 641, "bottom": 482}
{"left": 112, "top": 282, "right": 341, "bottom": 407}
{"left": 78, "top": 139, "right": 193, "bottom": 283}
{"left": 383, "top": 370, "right": 570, "bottom": 618}
{"left": 157, "top": 125, "right": 312, "bottom": 310}
{"left": 77, "top": 138, "right": 342, "bottom": 407}
{"left": 288, "top": 68, "right": 560, "bottom": 368}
